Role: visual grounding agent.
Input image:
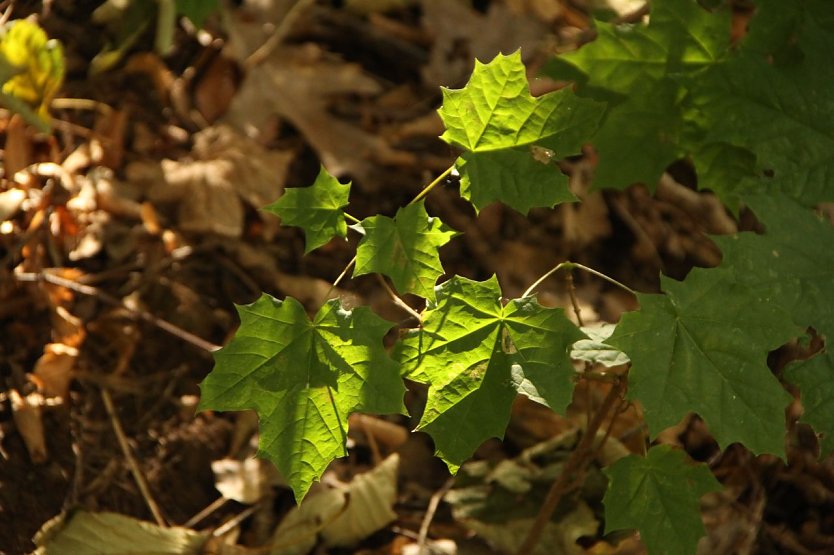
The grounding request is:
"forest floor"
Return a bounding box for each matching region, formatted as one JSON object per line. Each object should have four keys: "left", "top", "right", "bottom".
{"left": 1, "top": 1, "right": 833, "bottom": 554}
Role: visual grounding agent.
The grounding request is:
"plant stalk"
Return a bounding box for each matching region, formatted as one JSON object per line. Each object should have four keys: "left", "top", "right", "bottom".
{"left": 516, "top": 378, "right": 625, "bottom": 555}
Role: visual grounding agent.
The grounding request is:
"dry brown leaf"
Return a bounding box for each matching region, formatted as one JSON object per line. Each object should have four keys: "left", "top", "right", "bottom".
{"left": 194, "top": 55, "right": 241, "bottom": 124}
{"left": 32, "top": 343, "right": 78, "bottom": 399}
{"left": 225, "top": 44, "right": 411, "bottom": 188}
{"left": 132, "top": 125, "right": 292, "bottom": 237}
{"left": 3, "top": 114, "right": 33, "bottom": 177}
{"left": 10, "top": 389, "right": 48, "bottom": 463}
{"left": 420, "top": 0, "right": 548, "bottom": 87}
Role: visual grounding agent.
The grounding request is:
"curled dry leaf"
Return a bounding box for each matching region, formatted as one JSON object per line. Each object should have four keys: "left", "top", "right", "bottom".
{"left": 10, "top": 389, "right": 48, "bottom": 464}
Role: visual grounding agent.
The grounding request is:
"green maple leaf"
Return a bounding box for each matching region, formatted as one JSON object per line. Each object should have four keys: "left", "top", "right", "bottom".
{"left": 352, "top": 201, "right": 457, "bottom": 298}
{"left": 785, "top": 351, "right": 834, "bottom": 457}
{"left": 589, "top": 79, "right": 686, "bottom": 188}
{"left": 544, "top": 0, "right": 730, "bottom": 190}
{"left": 710, "top": 195, "right": 834, "bottom": 456}
{"left": 555, "top": 0, "right": 728, "bottom": 93}
{"left": 264, "top": 166, "right": 350, "bottom": 253}
{"left": 691, "top": 2, "right": 834, "bottom": 205}
{"left": 437, "top": 50, "right": 602, "bottom": 213}
{"left": 608, "top": 267, "right": 799, "bottom": 456}
{"left": 199, "top": 295, "right": 405, "bottom": 500}
{"left": 715, "top": 194, "right": 834, "bottom": 342}
{"left": 395, "top": 276, "right": 584, "bottom": 469}
{"left": 603, "top": 445, "right": 722, "bottom": 555}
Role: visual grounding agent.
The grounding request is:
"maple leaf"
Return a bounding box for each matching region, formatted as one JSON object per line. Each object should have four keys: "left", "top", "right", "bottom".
{"left": 603, "top": 445, "right": 722, "bottom": 555}
{"left": 199, "top": 295, "right": 405, "bottom": 500}
{"left": 352, "top": 201, "right": 457, "bottom": 298}
{"left": 544, "top": 0, "right": 730, "bottom": 190}
{"left": 264, "top": 166, "right": 350, "bottom": 253}
{"left": 691, "top": 2, "right": 834, "bottom": 205}
{"left": 438, "top": 50, "right": 602, "bottom": 213}
{"left": 608, "top": 267, "right": 798, "bottom": 456}
{"left": 395, "top": 276, "right": 584, "bottom": 469}
{"left": 785, "top": 351, "right": 834, "bottom": 457}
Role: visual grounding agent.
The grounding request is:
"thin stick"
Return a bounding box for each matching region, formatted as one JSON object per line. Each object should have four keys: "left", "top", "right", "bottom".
{"left": 409, "top": 166, "right": 454, "bottom": 206}
{"left": 516, "top": 378, "right": 625, "bottom": 555}
{"left": 417, "top": 478, "right": 455, "bottom": 554}
{"left": 211, "top": 503, "right": 260, "bottom": 538}
{"left": 523, "top": 261, "right": 636, "bottom": 298}
{"left": 183, "top": 495, "right": 228, "bottom": 529}
{"left": 571, "top": 262, "right": 636, "bottom": 295}
{"left": 101, "top": 389, "right": 167, "bottom": 527}
{"left": 375, "top": 274, "right": 422, "bottom": 323}
{"left": 565, "top": 272, "right": 584, "bottom": 327}
{"left": 522, "top": 262, "right": 571, "bottom": 298}
{"left": 15, "top": 271, "right": 221, "bottom": 353}
{"left": 243, "top": 0, "right": 316, "bottom": 70}
{"left": 51, "top": 97, "right": 114, "bottom": 117}
{"left": 0, "top": 1, "right": 13, "bottom": 27}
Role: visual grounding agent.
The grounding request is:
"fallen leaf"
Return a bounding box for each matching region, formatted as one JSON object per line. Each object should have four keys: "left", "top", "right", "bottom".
{"left": 132, "top": 125, "right": 292, "bottom": 237}
{"left": 420, "top": 0, "right": 547, "bottom": 88}
{"left": 32, "top": 510, "right": 207, "bottom": 554}
{"left": 269, "top": 454, "right": 399, "bottom": 554}
{"left": 225, "top": 44, "right": 409, "bottom": 188}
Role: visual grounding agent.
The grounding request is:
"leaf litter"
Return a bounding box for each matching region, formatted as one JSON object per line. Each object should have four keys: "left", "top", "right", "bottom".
{"left": 0, "top": 1, "right": 832, "bottom": 554}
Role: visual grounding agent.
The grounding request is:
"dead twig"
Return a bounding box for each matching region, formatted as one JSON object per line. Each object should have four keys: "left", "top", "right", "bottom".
{"left": 15, "top": 270, "right": 221, "bottom": 352}
{"left": 417, "top": 477, "right": 455, "bottom": 555}
{"left": 101, "top": 388, "right": 167, "bottom": 527}
{"left": 516, "top": 378, "right": 626, "bottom": 554}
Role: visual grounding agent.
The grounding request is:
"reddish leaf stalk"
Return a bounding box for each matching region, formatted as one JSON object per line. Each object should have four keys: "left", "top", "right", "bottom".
{"left": 516, "top": 377, "right": 626, "bottom": 555}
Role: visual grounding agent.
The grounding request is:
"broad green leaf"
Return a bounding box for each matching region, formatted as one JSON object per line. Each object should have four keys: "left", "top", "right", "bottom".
{"left": 603, "top": 445, "right": 722, "bottom": 555}
{"left": 557, "top": 0, "right": 729, "bottom": 93}
{"left": 589, "top": 79, "right": 686, "bottom": 188}
{"left": 396, "top": 276, "right": 584, "bottom": 468}
{"left": 691, "top": 5, "right": 834, "bottom": 205}
{"left": 0, "top": 19, "right": 64, "bottom": 128}
{"left": 352, "top": 201, "right": 457, "bottom": 298}
{"left": 545, "top": 0, "right": 730, "bottom": 191}
{"left": 608, "top": 267, "right": 798, "bottom": 456}
{"left": 438, "top": 51, "right": 602, "bottom": 213}
{"left": 199, "top": 295, "right": 405, "bottom": 500}
{"left": 264, "top": 166, "right": 351, "bottom": 253}
{"left": 785, "top": 352, "right": 834, "bottom": 457}
{"left": 715, "top": 194, "right": 834, "bottom": 342}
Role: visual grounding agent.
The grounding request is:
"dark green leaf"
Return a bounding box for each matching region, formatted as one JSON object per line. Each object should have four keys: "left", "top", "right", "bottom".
{"left": 603, "top": 445, "right": 722, "bottom": 555}
{"left": 785, "top": 351, "right": 834, "bottom": 457}
{"left": 609, "top": 268, "right": 798, "bottom": 456}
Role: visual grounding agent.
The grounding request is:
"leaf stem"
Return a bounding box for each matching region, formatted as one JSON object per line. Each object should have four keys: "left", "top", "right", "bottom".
{"left": 409, "top": 165, "right": 454, "bottom": 206}
{"left": 522, "top": 262, "right": 572, "bottom": 298}
{"left": 375, "top": 275, "right": 423, "bottom": 323}
{"left": 572, "top": 262, "right": 636, "bottom": 295}
{"left": 523, "top": 261, "right": 636, "bottom": 298}
{"left": 344, "top": 212, "right": 362, "bottom": 225}
{"left": 331, "top": 255, "right": 357, "bottom": 289}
